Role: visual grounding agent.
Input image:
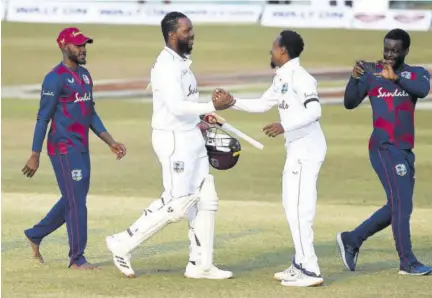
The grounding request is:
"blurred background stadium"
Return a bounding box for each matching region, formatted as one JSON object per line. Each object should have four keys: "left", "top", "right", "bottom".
{"left": 1, "top": 1, "right": 431, "bottom": 297}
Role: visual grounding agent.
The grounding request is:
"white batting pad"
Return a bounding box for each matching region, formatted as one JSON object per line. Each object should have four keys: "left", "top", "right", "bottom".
{"left": 187, "top": 206, "right": 200, "bottom": 262}
{"left": 193, "top": 174, "right": 219, "bottom": 270}
{"left": 112, "top": 194, "right": 200, "bottom": 255}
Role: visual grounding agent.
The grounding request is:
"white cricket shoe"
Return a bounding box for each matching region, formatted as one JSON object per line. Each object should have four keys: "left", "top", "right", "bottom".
{"left": 105, "top": 236, "right": 136, "bottom": 278}
{"left": 184, "top": 262, "right": 233, "bottom": 280}
{"left": 274, "top": 264, "right": 301, "bottom": 281}
{"left": 281, "top": 270, "right": 324, "bottom": 287}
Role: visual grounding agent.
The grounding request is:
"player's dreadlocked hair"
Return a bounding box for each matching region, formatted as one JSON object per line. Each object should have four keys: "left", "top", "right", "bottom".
{"left": 385, "top": 28, "right": 411, "bottom": 50}
{"left": 279, "top": 30, "right": 304, "bottom": 59}
{"left": 161, "top": 11, "right": 187, "bottom": 43}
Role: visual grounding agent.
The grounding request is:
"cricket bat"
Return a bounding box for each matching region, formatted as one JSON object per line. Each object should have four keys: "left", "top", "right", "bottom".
{"left": 203, "top": 113, "right": 264, "bottom": 150}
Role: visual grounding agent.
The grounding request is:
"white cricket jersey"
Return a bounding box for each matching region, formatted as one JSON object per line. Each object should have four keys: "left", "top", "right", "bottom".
{"left": 233, "top": 58, "right": 323, "bottom": 145}
{"left": 150, "top": 47, "right": 215, "bottom": 131}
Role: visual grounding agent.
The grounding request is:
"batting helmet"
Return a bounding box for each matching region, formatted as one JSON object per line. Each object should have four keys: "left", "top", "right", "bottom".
{"left": 203, "top": 126, "right": 241, "bottom": 170}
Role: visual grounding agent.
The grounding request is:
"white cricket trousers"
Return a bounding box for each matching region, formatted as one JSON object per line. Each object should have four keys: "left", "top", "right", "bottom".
{"left": 152, "top": 128, "right": 209, "bottom": 198}
{"left": 151, "top": 128, "right": 209, "bottom": 261}
{"left": 282, "top": 128, "right": 327, "bottom": 275}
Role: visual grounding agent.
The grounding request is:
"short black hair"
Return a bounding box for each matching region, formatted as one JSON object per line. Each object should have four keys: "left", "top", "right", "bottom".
{"left": 279, "top": 30, "right": 304, "bottom": 59}
{"left": 161, "top": 11, "right": 187, "bottom": 43}
{"left": 385, "top": 28, "right": 411, "bottom": 50}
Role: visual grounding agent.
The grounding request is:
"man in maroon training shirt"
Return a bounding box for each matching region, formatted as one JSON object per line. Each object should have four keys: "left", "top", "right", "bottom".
{"left": 337, "top": 28, "right": 431, "bottom": 276}
{"left": 22, "top": 27, "right": 127, "bottom": 270}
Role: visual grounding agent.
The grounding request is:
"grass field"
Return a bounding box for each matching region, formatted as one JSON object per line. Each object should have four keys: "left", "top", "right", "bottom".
{"left": 2, "top": 21, "right": 432, "bottom": 298}
{"left": 2, "top": 22, "right": 432, "bottom": 85}
{"left": 2, "top": 98, "right": 432, "bottom": 298}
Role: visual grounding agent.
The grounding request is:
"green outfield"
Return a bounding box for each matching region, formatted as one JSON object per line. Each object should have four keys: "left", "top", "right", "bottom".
{"left": 2, "top": 22, "right": 432, "bottom": 85}
{"left": 2, "top": 98, "right": 432, "bottom": 298}
{"left": 2, "top": 22, "right": 432, "bottom": 297}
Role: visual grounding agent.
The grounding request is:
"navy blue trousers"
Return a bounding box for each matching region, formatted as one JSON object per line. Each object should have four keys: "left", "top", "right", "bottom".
{"left": 25, "top": 151, "right": 90, "bottom": 267}
{"left": 348, "top": 145, "right": 417, "bottom": 268}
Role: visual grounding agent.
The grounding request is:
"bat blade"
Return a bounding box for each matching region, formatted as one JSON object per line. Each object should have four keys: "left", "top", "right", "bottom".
{"left": 223, "top": 123, "right": 264, "bottom": 150}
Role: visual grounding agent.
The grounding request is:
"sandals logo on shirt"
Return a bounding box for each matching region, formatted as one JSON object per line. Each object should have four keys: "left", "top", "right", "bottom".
{"left": 71, "top": 169, "right": 82, "bottom": 181}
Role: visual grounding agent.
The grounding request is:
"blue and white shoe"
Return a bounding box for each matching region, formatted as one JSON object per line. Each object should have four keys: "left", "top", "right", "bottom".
{"left": 274, "top": 259, "right": 301, "bottom": 281}
{"left": 336, "top": 232, "right": 359, "bottom": 271}
{"left": 399, "top": 263, "right": 432, "bottom": 276}
{"left": 281, "top": 268, "right": 324, "bottom": 287}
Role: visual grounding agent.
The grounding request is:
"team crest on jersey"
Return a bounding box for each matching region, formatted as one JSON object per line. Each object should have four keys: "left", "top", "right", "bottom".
{"left": 400, "top": 71, "right": 412, "bottom": 80}
{"left": 281, "top": 83, "right": 289, "bottom": 94}
{"left": 82, "top": 74, "right": 90, "bottom": 84}
{"left": 71, "top": 169, "right": 82, "bottom": 181}
{"left": 173, "top": 161, "right": 184, "bottom": 173}
{"left": 395, "top": 164, "right": 407, "bottom": 176}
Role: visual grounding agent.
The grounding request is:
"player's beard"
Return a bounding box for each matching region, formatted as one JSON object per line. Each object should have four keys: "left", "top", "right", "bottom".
{"left": 270, "top": 61, "right": 276, "bottom": 69}
{"left": 178, "top": 38, "right": 192, "bottom": 56}
{"left": 68, "top": 50, "right": 86, "bottom": 65}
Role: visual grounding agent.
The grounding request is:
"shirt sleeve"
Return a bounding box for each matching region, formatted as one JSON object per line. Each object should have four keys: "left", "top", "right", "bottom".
{"left": 31, "top": 72, "right": 62, "bottom": 152}
{"left": 344, "top": 75, "right": 369, "bottom": 109}
{"left": 281, "top": 72, "right": 322, "bottom": 132}
{"left": 232, "top": 85, "right": 278, "bottom": 113}
{"left": 151, "top": 63, "right": 215, "bottom": 116}
{"left": 90, "top": 102, "right": 107, "bottom": 136}
{"left": 396, "top": 68, "right": 430, "bottom": 99}
{"left": 294, "top": 72, "right": 320, "bottom": 106}
{"left": 86, "top": 73, "right": 107, "bottom": 136}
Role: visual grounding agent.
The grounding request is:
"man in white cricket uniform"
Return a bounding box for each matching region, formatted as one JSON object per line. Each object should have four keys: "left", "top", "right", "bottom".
{"left": 216, "top": 30, "right": 326, "bottom": 287}
{"left": 105, "top": 12, "right": 234, "bottom": 280}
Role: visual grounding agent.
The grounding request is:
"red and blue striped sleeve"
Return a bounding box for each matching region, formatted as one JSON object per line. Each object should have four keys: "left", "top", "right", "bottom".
{"left": 31, "top": 72, "right": 62, "bottom": 152}
{"left": 396, "top": 68, "right": 430, "bottom": 99}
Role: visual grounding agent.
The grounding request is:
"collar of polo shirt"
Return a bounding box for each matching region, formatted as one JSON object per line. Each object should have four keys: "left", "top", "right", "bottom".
{"left": 163, "top": 46, "right": 192, "bottom": 66}
{"left": 276, "top": 57, "right": 300, "bottom": 74}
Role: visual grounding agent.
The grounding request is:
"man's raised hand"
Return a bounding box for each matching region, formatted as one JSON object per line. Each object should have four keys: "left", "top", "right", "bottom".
{"left": 373, "top": 60, "right": 399, "bottom": 81}
{"left": 352, "top": 60, "right": 365, "bottom": 79}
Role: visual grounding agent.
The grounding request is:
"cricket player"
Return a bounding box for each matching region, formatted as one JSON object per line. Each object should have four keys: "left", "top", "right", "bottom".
{"left": 336, "top": 29, "right": 431, "bottom": 275}
{"left": 216, "top": 30, "right": 326, "bottom": 287}
{"left": 105, "top": 12, "right": 235, "bottom": 279}
{"left": 22, "top": 27, "right": 126, "bottom": 269}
